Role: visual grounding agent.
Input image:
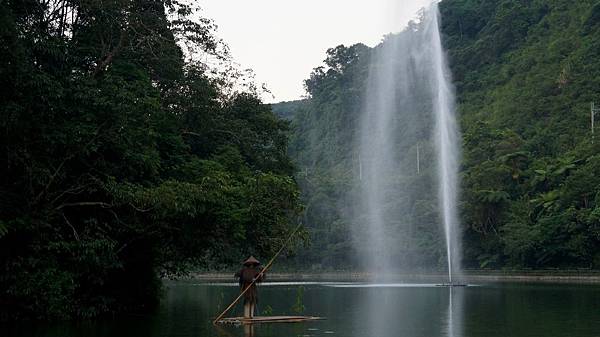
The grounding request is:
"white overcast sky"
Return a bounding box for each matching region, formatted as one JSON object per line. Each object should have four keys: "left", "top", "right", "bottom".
{"left": 198, "top": 0, "right": 433, "bottom": 103}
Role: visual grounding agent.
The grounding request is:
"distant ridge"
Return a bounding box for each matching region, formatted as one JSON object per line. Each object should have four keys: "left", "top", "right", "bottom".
{"left": 271, "top": 99, "right": 307, "bottom": 120}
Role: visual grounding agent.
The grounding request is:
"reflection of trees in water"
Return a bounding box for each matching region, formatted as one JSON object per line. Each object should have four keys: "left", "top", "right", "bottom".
{"left": 353, "top": 286, "right": 465, "bottom": 337}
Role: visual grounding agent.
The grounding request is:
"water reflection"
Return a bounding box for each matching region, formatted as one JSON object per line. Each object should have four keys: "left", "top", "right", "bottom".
{"left": 357, "top": 284, "right": 465, "bottom": 337}
{"left": 243, "top": 325, "right": 254, "bottom": 337}
{"left": 445, "top": 287, "right": 464, "bottom": 337}
{"left": 3, "top": 282, "right": 600, "bottom": 337}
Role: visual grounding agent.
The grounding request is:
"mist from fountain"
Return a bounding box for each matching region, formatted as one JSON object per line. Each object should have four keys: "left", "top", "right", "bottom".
{"left": 355, "top": 1, "right": 460, "bottom": 283}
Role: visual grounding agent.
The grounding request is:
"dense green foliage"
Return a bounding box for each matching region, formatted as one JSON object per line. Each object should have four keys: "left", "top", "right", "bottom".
{"left": 0, "top": 0, "right": 301, "bottom": 320}
{"left": 279, "top": 0, "right": 600, "bottom": 270}
{"left": 442, "top": 0, "right": 600, "bottom": 269}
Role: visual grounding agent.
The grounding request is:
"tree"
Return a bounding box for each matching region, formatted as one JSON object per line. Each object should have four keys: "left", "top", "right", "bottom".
{"left": 0, "top": 0, "right": 302, "bottom": 320}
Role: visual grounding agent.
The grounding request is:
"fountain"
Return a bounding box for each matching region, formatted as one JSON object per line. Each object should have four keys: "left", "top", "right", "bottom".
{"left": 428, "top": 2, "right": 461, "bottom": 285}
{"left": 354, "top": 1, "right": 460, "bottom": 284}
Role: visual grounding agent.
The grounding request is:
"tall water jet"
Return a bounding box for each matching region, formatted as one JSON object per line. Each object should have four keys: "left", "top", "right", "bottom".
{"left": 427, "top": 3, "right": 461, "bottom": 284}
{"left": 354, "top": 2, "right": 460, "bottom": 282}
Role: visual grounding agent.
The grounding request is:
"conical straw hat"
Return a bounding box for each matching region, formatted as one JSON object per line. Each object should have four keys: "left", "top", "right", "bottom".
{"left": 243, "top": 256, "right": 260, "bottom": 266}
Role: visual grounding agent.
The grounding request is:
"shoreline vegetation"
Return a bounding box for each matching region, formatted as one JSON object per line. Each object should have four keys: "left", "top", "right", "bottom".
{"left": 185, "top": 270, "right": 600, "bottom": 284}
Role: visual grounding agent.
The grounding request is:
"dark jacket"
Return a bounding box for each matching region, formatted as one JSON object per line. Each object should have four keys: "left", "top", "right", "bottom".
{"left": 235, "top": 265, "right": 265, "bottom": 304}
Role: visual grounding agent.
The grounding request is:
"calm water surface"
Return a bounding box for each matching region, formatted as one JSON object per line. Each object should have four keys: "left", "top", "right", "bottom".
{"left": 3, "top": 281, "right": 600, "bottom": 337}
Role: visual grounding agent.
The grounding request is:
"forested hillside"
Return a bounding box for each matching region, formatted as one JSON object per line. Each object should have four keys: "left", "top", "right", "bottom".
{"left": 0, "top": 1, "right": 301, "bottom": 320}
{"left": 281, "top": 0, "right": 600, "bottom": 270}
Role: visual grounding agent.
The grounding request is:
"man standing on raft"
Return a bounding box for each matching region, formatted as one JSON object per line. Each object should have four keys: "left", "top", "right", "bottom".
{"left": 235, "top": 256, "right": 265, "bottom": 318}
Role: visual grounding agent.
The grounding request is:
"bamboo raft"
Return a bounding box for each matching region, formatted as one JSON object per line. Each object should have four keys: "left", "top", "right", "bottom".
{"left": 217, "top": 316, "right": 323, "bottom": 325}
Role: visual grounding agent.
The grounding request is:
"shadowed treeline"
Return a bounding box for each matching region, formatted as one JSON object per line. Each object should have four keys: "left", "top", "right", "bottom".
{"left": 0, "top": 0, "right": 303, "bottom": 320}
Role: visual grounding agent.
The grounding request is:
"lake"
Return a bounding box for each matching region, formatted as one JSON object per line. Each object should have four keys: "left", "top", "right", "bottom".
{"left": 3, "top": 280, "right": 600, "bottom": 337}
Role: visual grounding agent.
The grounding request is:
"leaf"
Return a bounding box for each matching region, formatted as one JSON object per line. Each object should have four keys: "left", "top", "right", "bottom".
{"left": 0, "top": 221, "right": 8, "bottom": 238}
{"left": 476, "top": 190, "right": 510, "bottom": 204}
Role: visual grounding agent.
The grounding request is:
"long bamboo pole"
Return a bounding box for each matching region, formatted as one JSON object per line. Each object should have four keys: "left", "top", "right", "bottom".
{"left": 212, "top": 223, "right": 303, "bottom": 325}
